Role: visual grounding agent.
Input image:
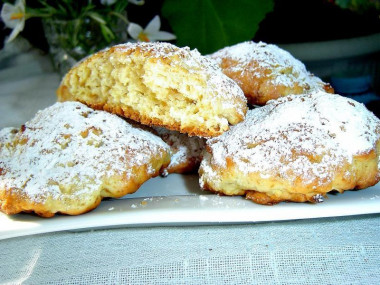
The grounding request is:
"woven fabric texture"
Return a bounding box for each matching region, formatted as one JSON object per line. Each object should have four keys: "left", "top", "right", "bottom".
{"left": 1, "top": 214, "right": 379, "bottom": 285}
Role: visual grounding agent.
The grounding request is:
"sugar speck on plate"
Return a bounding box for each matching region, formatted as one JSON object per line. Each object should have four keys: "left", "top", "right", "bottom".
{"left": 199, "top": 195, "right": 209, "bottom": 201}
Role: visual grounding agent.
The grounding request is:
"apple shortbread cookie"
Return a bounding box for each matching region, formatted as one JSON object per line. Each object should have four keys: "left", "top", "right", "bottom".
{"left": 0, "top": 102, "right": 171, "bottom": 217}
{"left": 209, "top": 41, "right": 334, "bottom": 105}
{"left": 57, "top": 42, "right": 247, "bottom": 137}
{"left": 199, "top": 91, "right": 380, "bottom": 204}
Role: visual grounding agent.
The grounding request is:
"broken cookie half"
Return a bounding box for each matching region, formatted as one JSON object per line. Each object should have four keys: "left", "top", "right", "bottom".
{"left": 57, "top": 42, "right": 247, "bottom": 137}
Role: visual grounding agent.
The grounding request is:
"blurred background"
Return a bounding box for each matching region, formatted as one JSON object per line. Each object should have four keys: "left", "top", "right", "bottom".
{"left": 1, "top": 0, "right": 379, "bottom": 116}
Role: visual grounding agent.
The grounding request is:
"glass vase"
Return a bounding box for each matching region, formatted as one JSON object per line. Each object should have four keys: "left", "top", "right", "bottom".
{"left": 42, "top": 17, "right": 127, "bottom": 75}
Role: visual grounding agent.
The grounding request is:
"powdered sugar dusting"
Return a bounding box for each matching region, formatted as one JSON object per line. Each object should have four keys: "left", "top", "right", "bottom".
{"left": 210, "top": 41, "right": 327, "bottom": 91}
{"left": 154, "top": 127, "right": 205, "bottom": 171}
{"left": 201, "top": 92, "right": 380, "bottom": 186}
{"left": 0, "top": 102, "right": 170, "bottom": 203}
{"left": 0, "top": 128, "right": 18, "bottom": 157}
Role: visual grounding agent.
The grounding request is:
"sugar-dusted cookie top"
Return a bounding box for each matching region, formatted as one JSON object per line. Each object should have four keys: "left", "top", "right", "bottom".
{"left": 200, "top": 91, "right": 380, "bottom": 204}
{"left": 0, "top": 101, "right": 170, "bottom": 217}
{"left": 209, "top": 41, "right": 334, "bottom": 105}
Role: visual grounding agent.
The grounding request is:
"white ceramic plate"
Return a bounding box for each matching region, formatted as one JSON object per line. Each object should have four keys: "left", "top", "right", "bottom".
{"left": 1, "top": 174, "right": 379, "bottom": 240}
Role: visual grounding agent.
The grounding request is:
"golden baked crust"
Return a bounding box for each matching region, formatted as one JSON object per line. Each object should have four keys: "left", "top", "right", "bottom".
{"left": 0, "top": 102, "right": 171, "bottom": 217}
{"left": 199, "top": 91, "right": 380, "bottom": 205}
{"left": 57, "top": 42, "right": 247, "bottom": 137}
{"left": 154, "top": 127, "right": 205, "bottom": 175}
{"left": 209, "top": 41, "right": 334, "bottom": 105}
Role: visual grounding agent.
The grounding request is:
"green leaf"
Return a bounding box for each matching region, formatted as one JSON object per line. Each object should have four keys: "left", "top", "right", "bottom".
{"left": 100, "top": 24, "right": 116, "bottom": 43}
{"left": 87, "top": 12, "right": 107, "bottom": 25}
{"left": 162, "top": 0, "right": 273, "bottom": 54}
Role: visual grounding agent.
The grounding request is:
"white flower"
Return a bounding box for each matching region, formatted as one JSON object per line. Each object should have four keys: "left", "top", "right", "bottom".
{"left": 1, "top": 0, "right": 26, "bottom": 43}
{"left": 127, "top": 15, "right": 176, "bottom": 42}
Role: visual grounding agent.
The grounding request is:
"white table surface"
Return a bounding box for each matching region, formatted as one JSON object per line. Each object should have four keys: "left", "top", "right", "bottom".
{"left": 0, "top": 40, "right": 379, "bottom": 285}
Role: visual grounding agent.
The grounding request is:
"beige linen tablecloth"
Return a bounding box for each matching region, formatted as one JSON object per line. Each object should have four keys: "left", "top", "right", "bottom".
{"left": 0, "top": 40, "right": 379, "bottom": 285}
